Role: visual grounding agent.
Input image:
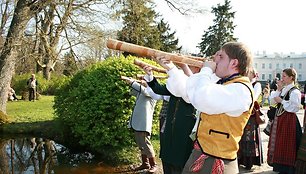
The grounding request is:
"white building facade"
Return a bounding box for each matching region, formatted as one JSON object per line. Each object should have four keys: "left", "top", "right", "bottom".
{"left": 253, "top": 52, "right": 306, "bottom": 83}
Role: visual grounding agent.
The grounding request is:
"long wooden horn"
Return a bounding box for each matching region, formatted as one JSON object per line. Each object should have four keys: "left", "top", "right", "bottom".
{"left": 107, "top": 39, "right": 205, "bottom": 68}
{"left": 134, "top": 59, "right": 167, "bottom": 73}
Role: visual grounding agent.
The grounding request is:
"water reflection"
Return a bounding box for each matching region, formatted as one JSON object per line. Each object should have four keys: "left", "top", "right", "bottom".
{"left": 0, "top": 137, "right": 96, "bottom": 173}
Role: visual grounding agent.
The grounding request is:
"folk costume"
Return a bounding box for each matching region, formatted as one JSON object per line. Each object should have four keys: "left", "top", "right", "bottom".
{"left": 128, "top": 81, "right": 157, "bottom": 171}
{"left": 145, "top": 76, "right": 196, "bottom": 174}
{"left": 238, "top": 80, "right": 264, "bottom": 169}
{"left": 166, "top": 67, "right": 254, "bottom": 174}
{"left": 267, "top": 83, "right": 302, "bottom": 174}
{"left": 295, "top": 96, "right": 306, "bottom": 174}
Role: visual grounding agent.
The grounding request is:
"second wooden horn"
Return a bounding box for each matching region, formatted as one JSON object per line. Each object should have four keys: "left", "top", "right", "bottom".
{"left": 134, "top": 59, "right": 167, "bottom": 73}
{"left": 107, "top": 39, "right": 205, "bottom": 68}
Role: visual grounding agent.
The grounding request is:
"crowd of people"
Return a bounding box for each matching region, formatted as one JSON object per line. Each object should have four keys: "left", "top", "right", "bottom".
{"left": 122, "top": 41, "right": 306, "bottom": 174}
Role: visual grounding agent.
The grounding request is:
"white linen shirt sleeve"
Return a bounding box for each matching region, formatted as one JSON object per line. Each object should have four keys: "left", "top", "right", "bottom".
{"left": 167, "top": 67, "right": 252, "bottom": 117}
{"left": 253, "top": 82, "right": 262, "bottom": 101}
{"left": 165, "top": 66, "right": 190, "bottom": 102}
{"left": 269, "top": 90, "right": 281, "bottom": 105}
{"left": 186, "top": 70, "right": 253, "bottom": 117}
{"left": 144, "top": 74, "right": 154, "bottom": 82}
{"left": 146, "top": 86, "right": 164, "bottom": 100}
{"left": 281, "top": 89, "right": 301, "bottom": 112}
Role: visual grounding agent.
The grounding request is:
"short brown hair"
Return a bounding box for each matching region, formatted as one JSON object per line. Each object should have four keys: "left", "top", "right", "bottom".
{"left": 222, "top": 42, "right": 253, "bottom": 76}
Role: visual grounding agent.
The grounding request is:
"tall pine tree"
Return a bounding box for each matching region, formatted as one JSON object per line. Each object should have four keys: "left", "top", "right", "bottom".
{"left": 198, "top": 0, "right": 237, "bottom": 57}
{"left": 157, "top": 19, "right": 182, "bottom": 53}
{"left": 117, "top": 0, "right": 181, "bottom": 56}
{"left": 117, "top": 0, "right": 160, "bottom": 50}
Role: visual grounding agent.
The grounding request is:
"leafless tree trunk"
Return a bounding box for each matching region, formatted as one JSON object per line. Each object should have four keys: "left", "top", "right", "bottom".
{"left": 0, "top": 0, "right": 50, "bottom": 113}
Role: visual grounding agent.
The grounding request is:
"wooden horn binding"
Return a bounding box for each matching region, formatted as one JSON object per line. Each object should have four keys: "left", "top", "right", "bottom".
{"left": 107, "top": 39, "right": 206, "bottom": 68}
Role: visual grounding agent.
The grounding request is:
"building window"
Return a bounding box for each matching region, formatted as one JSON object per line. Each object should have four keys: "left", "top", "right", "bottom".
{"left": 262, "top": 63, "right": 265, "bottom": 69}
{"left": 290, "top": 63, "right": 293, "bottom": 68}
{"left": 299, "top": 63, "right": 302, "bottom": 69}
{"left": 269, "top": 74, "right": 272, "bottom": 80}
{"left": 262, "top": 74, "right": 265, "bottom": 80}
{"left": 269, "top": 63, "right": 272, "bottom": 69}
{"left": 283, "top": 63, "right": 286, "bottom": 68}
{"left": 298, "top": 74, "right": 302, "bottom": 81}
{"left": 276, "top": 63, "right": 279, "bottom": 69}
{"left": 255, "top": 63, "right": 257, "bottom": 69}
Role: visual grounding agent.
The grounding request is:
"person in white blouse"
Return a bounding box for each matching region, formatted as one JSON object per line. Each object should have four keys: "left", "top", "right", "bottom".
{"left": 156, "top": 42, "right": 254, "bottom": 174}
{"left": 267, "top": 68, "right": 302, "bottom": 174}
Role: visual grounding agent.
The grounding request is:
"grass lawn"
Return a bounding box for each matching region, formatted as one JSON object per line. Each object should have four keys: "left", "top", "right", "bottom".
{"left": 6, "top": 95, "right": 56, "bottom": 123}
{"left": 3, "top": 95, "right": 60, "bottom": 137}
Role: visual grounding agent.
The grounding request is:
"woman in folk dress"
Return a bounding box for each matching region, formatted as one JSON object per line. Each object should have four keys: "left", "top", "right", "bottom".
{"left": 267, "top": 68, "right": 302, "bottom": 174}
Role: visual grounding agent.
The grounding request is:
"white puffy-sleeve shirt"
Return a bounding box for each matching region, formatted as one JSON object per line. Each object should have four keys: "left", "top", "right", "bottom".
{"left": 166, "top": 66, "right": 253, "bottom": 117}
{"left": 252, "top": 81, "right": 262, "bottom": 101}
{"left": 146, "top": 86, "right": 170, "bottom": 102}
{"left": 270, "top": 83, "right": 301, "bottom": 113}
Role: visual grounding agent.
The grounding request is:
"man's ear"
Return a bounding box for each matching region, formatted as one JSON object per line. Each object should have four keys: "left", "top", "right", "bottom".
{"left": 230, "top": 58, "right": 239, "bottom": 68}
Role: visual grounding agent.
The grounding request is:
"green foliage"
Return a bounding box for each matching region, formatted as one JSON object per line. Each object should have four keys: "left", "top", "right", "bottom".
{"left": 117, "top": 0, "right": 182, "bottom": 55}
{"left": 198, "top": 0, "right": 237, "bottom": 56}
{"left": 116, "top": 0, "right": 181, "bottom": 56}
{"left": 11, "top": 73, "right": 70, "bottom": 95}
{"left": 157, "top": 19, "right": 182, "bottom": 53}
{"left": 117, "top": 0, "right": 160, "bottom": 50}
{"left": 100, "top": 135, "right": 161, "bottom": 165}
{"left": 53, "top": 56, "right": 162, "bottom": 153}
{"left": 63, "top": 51, "right": 78, "bottom": 76}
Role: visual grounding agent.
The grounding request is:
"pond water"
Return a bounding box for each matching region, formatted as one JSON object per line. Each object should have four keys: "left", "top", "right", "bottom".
{"left": 0, "top": 137, "right": 121, "bottom": 174}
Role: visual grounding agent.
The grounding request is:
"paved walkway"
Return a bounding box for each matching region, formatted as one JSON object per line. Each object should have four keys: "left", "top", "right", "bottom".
{"left": 238, "top": 106, "right": 304, "bottom": 174}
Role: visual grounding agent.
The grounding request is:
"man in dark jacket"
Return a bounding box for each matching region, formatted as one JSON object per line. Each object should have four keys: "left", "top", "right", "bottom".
{"left": 27, "top": 74, "right": 38, "bottom": 101}
{"left": 143, "top": 68, "right": 196, "bottom": 174}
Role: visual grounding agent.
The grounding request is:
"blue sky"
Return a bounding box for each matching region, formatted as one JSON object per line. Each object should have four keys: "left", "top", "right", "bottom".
{"left": 155, "top": 0, "right": 306, "bottom": 55}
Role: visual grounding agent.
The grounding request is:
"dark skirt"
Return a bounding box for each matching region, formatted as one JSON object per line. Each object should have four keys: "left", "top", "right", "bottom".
{"left": 238, "top": 115, "right": 263, "bottom": 168}
{"left": 295, "top": 109, "right": 306, "bottom": 174}
{"left": 267, "top": 111, "right": 302, "bottom": 174}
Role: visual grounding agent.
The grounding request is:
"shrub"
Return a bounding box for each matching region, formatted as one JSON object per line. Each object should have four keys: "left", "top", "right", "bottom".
{"left": 11, "top": 73, "right": 70, "bottom": 95}
{"left": 53, "top": 56, "right": 163, "bottom": 157}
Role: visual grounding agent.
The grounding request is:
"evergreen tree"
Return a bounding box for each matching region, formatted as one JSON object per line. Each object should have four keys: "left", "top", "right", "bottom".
{"left": 63, "top": 51, "right": 78, "bottom": 77}
{"left": 198, "top": 0, "right": 237, "bottom": 57}
{"left": 117, "top": 0, "right": 160, "bottom": 50}
{"left": 157, "top": 19, "right": 182, "bottom": 53}
{"left": 117, "top": 0, "right": 181, "bottom": 56}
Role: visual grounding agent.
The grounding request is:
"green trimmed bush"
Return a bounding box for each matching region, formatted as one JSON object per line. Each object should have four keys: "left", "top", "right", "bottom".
{"left": 53, "top": 56, "right": 163, "bottom": 158}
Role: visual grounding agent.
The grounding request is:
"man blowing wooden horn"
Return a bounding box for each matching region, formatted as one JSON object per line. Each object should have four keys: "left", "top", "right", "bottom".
{"left": 154, "top": 42, "right": 254, "bottom": 174}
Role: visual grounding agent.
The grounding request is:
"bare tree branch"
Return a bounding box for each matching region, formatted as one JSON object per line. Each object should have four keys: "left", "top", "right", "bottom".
{"left": 162, "top": 0, "right": 207, "bottom": 15}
